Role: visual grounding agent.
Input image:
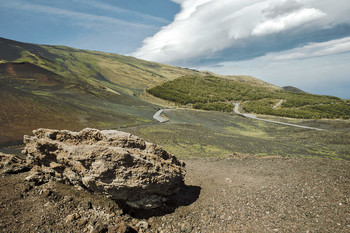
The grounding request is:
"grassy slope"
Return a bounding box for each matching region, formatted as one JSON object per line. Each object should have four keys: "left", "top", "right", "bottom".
{"left": 0, "top": 37, "right": 203, "bottom": 144}
{"left": 1, "top": 37, "right": 349, "bottom": 161}
{"left": 125, "top": 109, "right": 350, "bottom": 160}
{"left": 147, "top": 76, "right": 349, "bottom": 119}
{"left": 143, "top": 76, "right": 350, "bottom": 160}
{"left": 0, "top": 37, "right": 203, "bottom": 94}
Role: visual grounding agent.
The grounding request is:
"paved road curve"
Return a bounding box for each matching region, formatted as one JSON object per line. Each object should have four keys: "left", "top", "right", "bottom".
{"left": 233, "top": 103, "right": 324, "bottom": 131}
{"left": 153, "top": 109, "right": 169, "bottom": 123}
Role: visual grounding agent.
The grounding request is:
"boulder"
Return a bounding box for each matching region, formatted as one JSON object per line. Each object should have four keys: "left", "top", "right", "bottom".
{"left": 22, "top": 128, "right": 186, "bottom": 209}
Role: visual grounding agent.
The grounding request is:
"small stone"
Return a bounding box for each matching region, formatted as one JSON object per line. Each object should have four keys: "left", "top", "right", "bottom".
{"left": 49, "top": 162, "right": 63, "bottom": 170}
{"left": 44, "top": 201, "right": 52, "bottom": 207}
{"left": 42, "top": 188, "right": 52, "bottom": 197}
{"left": 113, "top": 223, "right": 136, "bottom": 233}
{"left": 23, "top": 183, "right": 33, "bottom": 192}
{"left": 65, "top": 213, "right": 79, "bottom": 222}
{"left": 108, "top": 226, "right": 119, "bottom": 233}
{"left": 79, "top": 200, "right": 92, "bottom": 210}
{"left": 91, "top": 223, "right": 108, "bottom": 233}
{"left": 136, "top": 221, "right": 149, "bottom": 229}
{"left": 65, "top": 214, "right": 75, "bottom": 222}
{"left": 63, "top": 196, "right": 73, "bottom": 202}
{"left": 78, "top": 218, "right": 88, "bottom": 227}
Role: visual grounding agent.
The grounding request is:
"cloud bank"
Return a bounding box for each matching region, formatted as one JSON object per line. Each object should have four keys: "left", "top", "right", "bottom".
{"left": 198, "top": 36, "right": 350, "bottom": 98}
{"left": 133, "top": 0, "right": 350, "bottom": 65}
{"left": 267, "top": 36, "right": 350, "bottom": 60}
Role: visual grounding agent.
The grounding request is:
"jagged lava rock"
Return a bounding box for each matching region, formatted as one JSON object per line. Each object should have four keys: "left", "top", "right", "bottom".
{"left": 22, "top": 128, "right": 186, "bottom": 209}
{"left": 0, "top": 152, "right": 30, "bottom": 174}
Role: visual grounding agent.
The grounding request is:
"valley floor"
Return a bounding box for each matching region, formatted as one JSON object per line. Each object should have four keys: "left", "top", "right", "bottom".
{"left": 1, "top": 156, "right": 349, "bottom": 232}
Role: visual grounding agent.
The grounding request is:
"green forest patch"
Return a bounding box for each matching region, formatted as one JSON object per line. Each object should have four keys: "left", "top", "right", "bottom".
{"left": 147, "top": 76, "right": 349, "bottom": 119}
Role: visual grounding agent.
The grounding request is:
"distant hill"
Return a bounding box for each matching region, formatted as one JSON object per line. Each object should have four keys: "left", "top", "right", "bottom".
{"left": 0, "top": 37, "right": 204, "bottom": 144}
{"left": 283, "top": 86, "right": 306, "bottom": 93}
{"left": 147, "top": 76, "right": 349, "bottom": 119}
{"left": 0, "top": 37, "right": 203, "bottom": 95}
{"left": 0, "top": 37, "right": 349, "bottom": 144}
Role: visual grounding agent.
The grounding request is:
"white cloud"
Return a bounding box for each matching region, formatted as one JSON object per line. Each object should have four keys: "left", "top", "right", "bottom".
{"left": 267, "top": 36, "right": 350, "bottom": 60}
{"left": 262, "top": 0, "right": 302, "bottom": 18}
{"left": 133, "top": 0, "right": 350, "bottom": 64}
{"left": 197, "top": 38, "right": 350, "bottom": 98}
{"left": 73, "top": 0, "right": 170, "bottom": 24}
{"left": 2, "top": 0, "right": 155, "bottom": 29}
{"left": 252, "top": 8, "right": 326, "bottom": 36}
{"left": 171, "top": 0, "right": 184, "bottom": 4}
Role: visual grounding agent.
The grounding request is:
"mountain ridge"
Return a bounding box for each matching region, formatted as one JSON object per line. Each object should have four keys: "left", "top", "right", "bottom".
{"left": 0, "top": 37, "right": 348, "bottom": 144}
{"left": 0, "top": 37, "right": 283, "bottom": 94}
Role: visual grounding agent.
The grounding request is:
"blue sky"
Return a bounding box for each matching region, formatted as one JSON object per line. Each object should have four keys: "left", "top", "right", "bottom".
{"left": 0, "top": 0, "right": 179, "bottom": 53}
{"left": 1, "top": 0, "right": 349, "bottom": 98}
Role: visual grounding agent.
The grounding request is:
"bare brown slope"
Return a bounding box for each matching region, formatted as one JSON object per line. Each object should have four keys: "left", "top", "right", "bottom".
{"left": 0, "top": 62, "right": 65, "bottom": 87}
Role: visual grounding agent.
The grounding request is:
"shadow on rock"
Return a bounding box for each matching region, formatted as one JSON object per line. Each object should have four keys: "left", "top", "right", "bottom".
{"left": 120, "top": 183, "right": 201, "bottom": 219}
{"left": 21, "top": 128, "right": 199, "bottom": 220}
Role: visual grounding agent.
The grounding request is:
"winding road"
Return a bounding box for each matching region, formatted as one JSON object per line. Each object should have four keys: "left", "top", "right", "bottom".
{"left": 153, "top": 104, "right": 324, "bottom": 130}
{"left": 233, "top": 103, "right": 324, "bottom": 131}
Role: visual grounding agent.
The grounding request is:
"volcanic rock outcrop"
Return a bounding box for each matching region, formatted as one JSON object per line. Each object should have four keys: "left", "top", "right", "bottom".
{"left": 22, "top": 128, "right": 186, "bottom": 209}
{"left": 0, "top": 152, "right": 30, "bottom": 174}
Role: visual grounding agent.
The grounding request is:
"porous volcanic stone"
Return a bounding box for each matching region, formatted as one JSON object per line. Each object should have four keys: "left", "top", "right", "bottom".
{"left": 22, "top": 128, "right": 186, "bottom": 209}
{"left": 0, "top": 152, "right": 30, "bottom": 174}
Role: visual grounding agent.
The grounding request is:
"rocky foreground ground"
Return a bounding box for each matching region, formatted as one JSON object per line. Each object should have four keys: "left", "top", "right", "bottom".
{"left": 1, "top": 153, "right": 349, "bottom": 232}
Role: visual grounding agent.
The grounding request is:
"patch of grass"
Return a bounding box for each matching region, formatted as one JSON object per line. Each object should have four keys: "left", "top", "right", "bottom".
{"left": 224, "top": 126, "right": 273, "bottom": 139}
{"left": 124, "top": 109, "right": 350, "bottom": 160}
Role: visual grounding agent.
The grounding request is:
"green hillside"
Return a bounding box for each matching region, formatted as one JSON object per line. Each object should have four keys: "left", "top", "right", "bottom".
{"left": 0, "top": 37, "right": 203, "bottom": 95}
{"left": 0, "top": 37, "right": 203, "bottom": 144}
{"left": 0, "top": 37, "right": 349, "bottom": 161}
{"left": 282, "top": 86, "right": 306, "bottom": 93}
{"left": 147, "top": 76, "right": 350, "bottom": 119}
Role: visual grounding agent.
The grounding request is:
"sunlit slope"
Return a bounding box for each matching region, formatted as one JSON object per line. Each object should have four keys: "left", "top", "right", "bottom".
{"left": 0, "top": 37, "right": 203, "bottom": 95}
{"left": 147, "top": 76, "right": 349, "bottom": 119}
{"left": 0, "top": 37, "right": 205, "bottom": 143}
{"left": 0, "top": 61, "right": 158, "bottom": 144}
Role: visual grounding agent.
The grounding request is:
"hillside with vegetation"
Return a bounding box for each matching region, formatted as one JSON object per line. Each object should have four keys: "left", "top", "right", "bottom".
{"left": 147, "top": 76, "right": 350, "bottom": 119}
{"left": 1, "top": 37, "right": 349, "bottom": 233}
{"left": 0, "top": 37, "right": 203, "bottom": 144}
{"left": 1, "top": 37, "right": 349, "bottom": 162}
{"left": 282, "top": 86, "right": 306, "bottom": 93}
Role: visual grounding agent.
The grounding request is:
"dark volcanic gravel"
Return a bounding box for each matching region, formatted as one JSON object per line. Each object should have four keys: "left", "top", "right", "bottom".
{"left": 147, "top": 156, "right": 350, "bottom": 232}
{"left": 0, "top": 156, "right": 349, "bottom": 232}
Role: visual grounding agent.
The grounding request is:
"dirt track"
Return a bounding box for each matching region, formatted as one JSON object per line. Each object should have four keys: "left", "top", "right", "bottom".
{"left": 233, "top": 103, "right": 324, "bottom": 131}
{"left": 1, "top": 156, "right": 349, "bottom": 232}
